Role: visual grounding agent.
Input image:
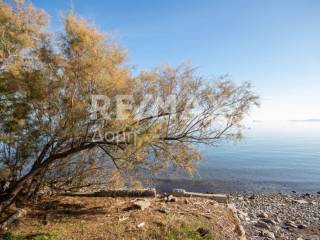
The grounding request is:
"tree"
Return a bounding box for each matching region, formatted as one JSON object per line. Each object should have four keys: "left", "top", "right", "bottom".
{"left": 0, "top": 0, "right": 258, "bottom": 213}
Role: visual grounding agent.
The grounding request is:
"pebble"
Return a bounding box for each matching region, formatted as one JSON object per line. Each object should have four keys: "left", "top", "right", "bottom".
{"left": 285, "top": 220, "right": 298, "bottom": 228}
{"left": 238, "top": 210, "right": 248, "bottom": 221}
{"left": 230, "top": 193, "right": 320, "bottom": 240}
{"left": 260, "top": 230, "right": 276, "bottom": 240}
{"left": 297, "top": 224, "right": 307, "bottom": 229}
{"left": 260, "top": 218, "right": 276, "bottom": 225}
{"left": 158, "top": 208, "right": 170, "bottom": 214}
{"left": 137, "top": 222, "right": 145, "bottom": 228}
{"left": 248, "top": 194, "right": 256, "bottom": 200}
{"left": 257, "top": 211, "right": 269, "bottom": 218}
{"left": 255, "top": 220, "right": 271, "bottom": 230}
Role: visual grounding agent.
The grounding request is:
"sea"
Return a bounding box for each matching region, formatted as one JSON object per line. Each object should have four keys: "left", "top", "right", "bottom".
{"left": 155, "top": 121, "right": 320, "bottom": 194}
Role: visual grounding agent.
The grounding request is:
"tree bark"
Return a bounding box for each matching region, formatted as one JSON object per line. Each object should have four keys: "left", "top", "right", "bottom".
{"left": 0, "top": 208, "right": 26, "bottom": 230}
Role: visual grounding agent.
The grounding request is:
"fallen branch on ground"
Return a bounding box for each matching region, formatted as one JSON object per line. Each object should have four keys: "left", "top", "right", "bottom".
{"left": 60, "top": 188, "right": 157, "bottom": 198}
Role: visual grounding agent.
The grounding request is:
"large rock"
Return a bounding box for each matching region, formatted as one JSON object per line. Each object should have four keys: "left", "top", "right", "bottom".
{"left": 133, "top": 199, "right": 151, "bottom": 210}
{"left": 166, "top": 195, "right": 177, "bottom": 202}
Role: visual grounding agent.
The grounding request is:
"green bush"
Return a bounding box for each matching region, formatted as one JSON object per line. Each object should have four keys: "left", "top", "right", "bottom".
{"left": 1, "top": 233, "right": 58, "bottom": 240}
{"left": 165, "top": 225, "right": 211, "bottom": 240}
{"left": 1, "top": 233, "right": 23, "bottom": 240}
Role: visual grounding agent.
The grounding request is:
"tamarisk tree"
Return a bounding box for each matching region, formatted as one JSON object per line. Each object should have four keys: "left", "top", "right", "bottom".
{"left": 0, "top": 0, "right": 258, "bottom": 212}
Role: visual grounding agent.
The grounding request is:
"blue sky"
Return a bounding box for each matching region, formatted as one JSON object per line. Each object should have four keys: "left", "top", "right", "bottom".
{"left": 32, "top": 0, "right": 320, "bottom": 122}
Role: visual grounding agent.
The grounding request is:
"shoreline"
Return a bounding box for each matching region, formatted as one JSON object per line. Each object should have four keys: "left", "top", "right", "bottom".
{"left": 151, "top": 178, "right": 320, "bottom": 238}
{"left": 152, "top": 178, "right": 320, "bottom": 194}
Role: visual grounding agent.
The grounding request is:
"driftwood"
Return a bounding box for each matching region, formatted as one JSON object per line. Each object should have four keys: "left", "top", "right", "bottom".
{"left": 0, "top": 209, "right": 26, "bottom": 230}
{"left": 60, "top": 188, "right": 157, "bottom": 198}
{"left": 172, "top": 189, "right": 228, "bottom": 203}
{"left": 60, "top": 188, "right": 228, "bottom": 203}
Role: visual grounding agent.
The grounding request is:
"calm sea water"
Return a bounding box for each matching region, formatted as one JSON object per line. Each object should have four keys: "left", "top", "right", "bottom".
{"left": 155, "top": 121, "right": 320, "bottom": 193}
{"left": 196, "top": 121, "right": 320, "bottom": 193}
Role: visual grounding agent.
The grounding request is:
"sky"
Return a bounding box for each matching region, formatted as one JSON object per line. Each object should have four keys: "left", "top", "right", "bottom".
{"left": 31, "top": 0, "right": 320, "bottom": 122}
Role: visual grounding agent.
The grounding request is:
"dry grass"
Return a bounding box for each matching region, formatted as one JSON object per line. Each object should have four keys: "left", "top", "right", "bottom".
{"left": 3, "top": 196, "right": 244, "bottom": 240}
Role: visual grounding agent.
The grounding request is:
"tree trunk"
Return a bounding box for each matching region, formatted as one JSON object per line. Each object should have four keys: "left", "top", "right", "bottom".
{"left": 0, "top": 143, "right": 96, "bottom": 213}
{"left": 0, "top": 208, "right": 26, "bottom": 230}
{"left": 0, "top": 167, "right": 41, "bottom": 213}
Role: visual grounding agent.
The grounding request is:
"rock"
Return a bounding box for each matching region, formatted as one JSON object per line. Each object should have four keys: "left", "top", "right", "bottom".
{"left": 255, "top": 220, "right": 271, "bottom": 230}
{"left": 158, "top": 208, "right": 170, "bottom": 214}
{"left": 317, "top": 191, "right": 320, "bottom": 195}
{"left": 292, "top": 199, "right": 308, "bottom": 204}
{"left": 275, "top": 216, "right": 281, "bottom": 223}
{"left": 257, "top": 211, "right": 269, "bottom": 218}
{"left": 238, "top": 211, "right": 248, "bottom": 221}
{"left": 261, "top": 218, "right": 276, "bottom": 225}
{"left": 137, "top": 222, "right": 145, "bottom": 228}
{"left": 248, "top": 194, "right": 255, "bottom": 200}
{"left": 197, "top": 227, "right": 210, "bottom": 237}
{"left": 292, "top": 191, "right": 297, "bottom": 194}
{"left": 273, "top": 226, "right": 281, "bottom": 233}
{"left": 167, "top": 195, "right": 177, "bottom": 202}
{"left": 304, "top": 235, "right": 320, "bottom": 240}
{"left": 297, "top": 224, "right": 307, "bottom": 229}
{"left": 285, "top": 220, "right": 298, "bottom": 228}
{"left": 184, "top": 199, "right": 189, "bottom": 204}
{"left": 260, "top": 230, "right": 276, "bottom": 240}
{"left": 133, "top": 199, "right": 151, "bottom": 210}
{"left": 281, "top": 225, "right": 289, "bottom": 230}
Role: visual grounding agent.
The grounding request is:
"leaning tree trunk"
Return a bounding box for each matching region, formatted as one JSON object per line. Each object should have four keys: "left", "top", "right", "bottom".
{"left": 0, "top": 166, "right": 43, "bottom": 213}
{"left": 0, "top": 143, "right": 97, "bottom": 213}
{"left": 26, "top": 168, "right": 47, "bottom": 201}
